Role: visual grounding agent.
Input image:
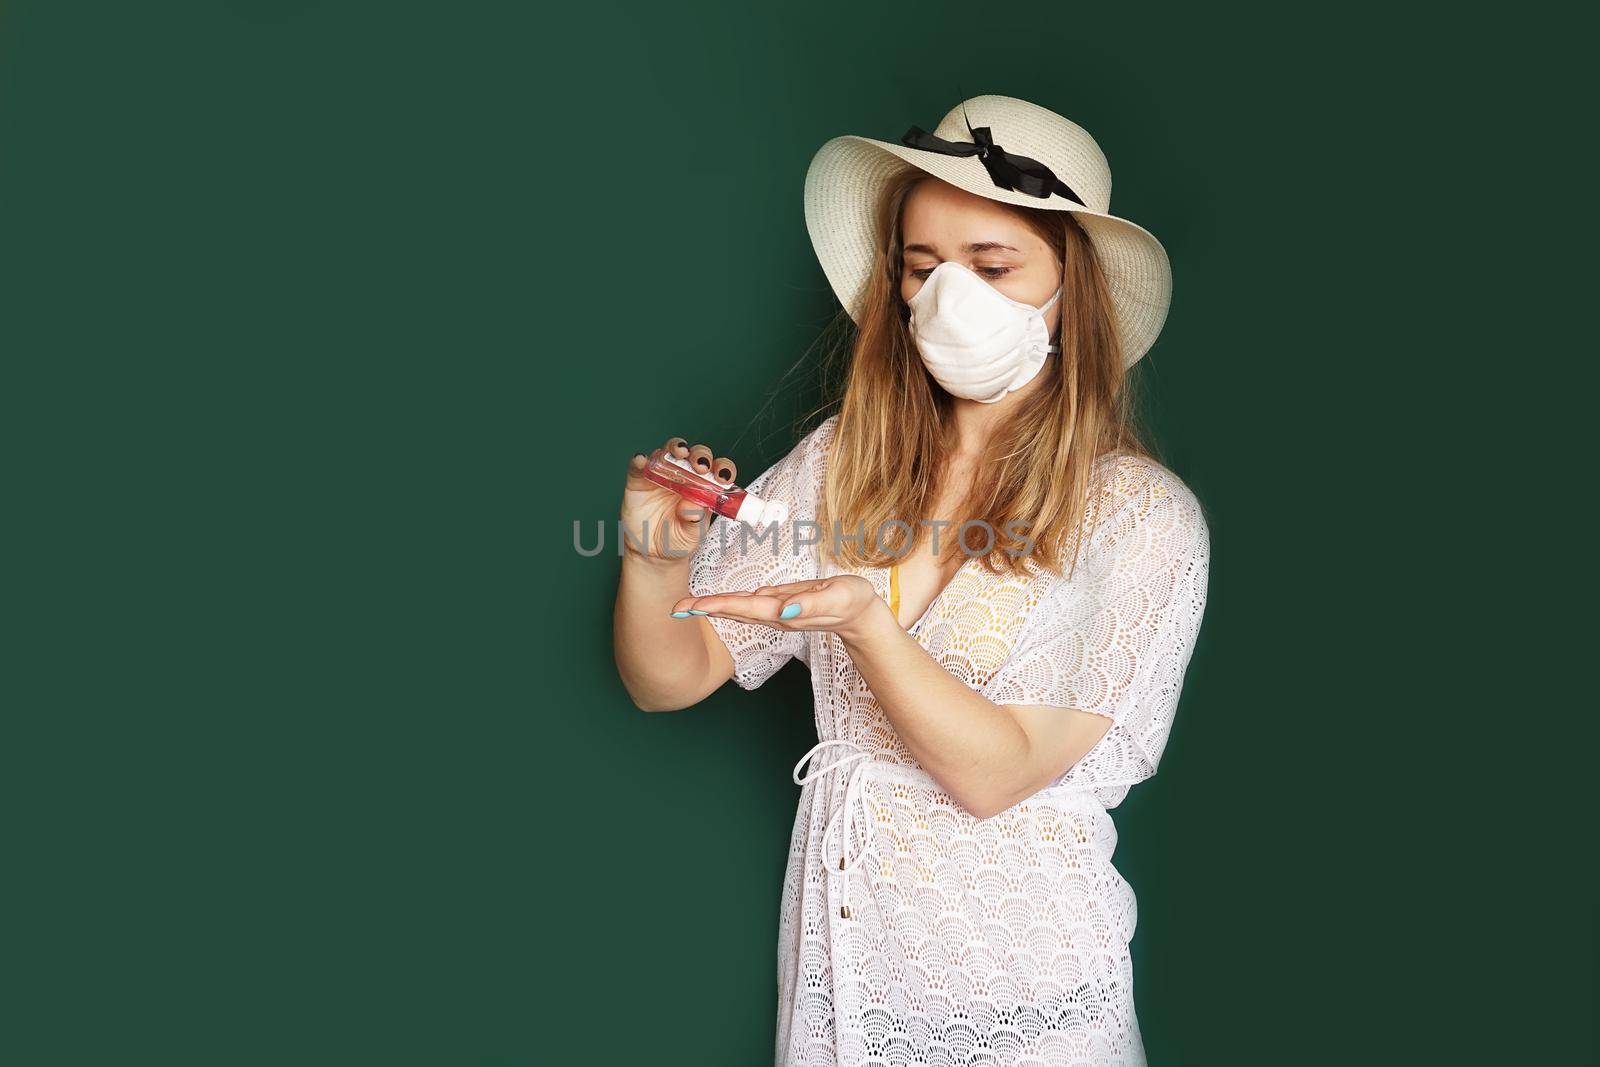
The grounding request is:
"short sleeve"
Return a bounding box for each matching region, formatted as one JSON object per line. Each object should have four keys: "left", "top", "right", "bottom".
{"left": 686, "top": 417, "right": 833, "bottom": 690}
{"left": 983, "top": 460, "right": 1211, "bottom": 792}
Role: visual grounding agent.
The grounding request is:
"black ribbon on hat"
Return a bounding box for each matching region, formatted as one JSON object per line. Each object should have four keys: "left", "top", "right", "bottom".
{"left": 900, "top": 119, "right": 1086, "bottom": 207}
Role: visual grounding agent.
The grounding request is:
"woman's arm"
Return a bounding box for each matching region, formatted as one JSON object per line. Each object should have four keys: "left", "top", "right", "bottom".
{"left": 674, "top": 578, "right": 1109, "bottom": 818}
{"left": 614, "top": 425, "right": 828, "bottom": 710}
{"left": 612, "top": 441, "right": 739, "bottom": 712}
{"left": 614, "top": 552, "right": 735, "bottom": 712}
{"left": 676, "top": 460, "right": 1209, "bottom": 811}
{"left": 836, "top": 601, "right": 1112, "bottom": 817}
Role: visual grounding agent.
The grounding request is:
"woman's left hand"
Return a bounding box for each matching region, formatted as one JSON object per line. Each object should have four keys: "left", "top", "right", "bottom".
{"left": 670, "top": 575, "right": 893, "bottom": 645}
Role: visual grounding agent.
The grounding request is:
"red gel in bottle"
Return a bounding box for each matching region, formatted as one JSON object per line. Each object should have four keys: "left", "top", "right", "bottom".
{"left": 641, "top": 448, "right": 790, "bottom": 526}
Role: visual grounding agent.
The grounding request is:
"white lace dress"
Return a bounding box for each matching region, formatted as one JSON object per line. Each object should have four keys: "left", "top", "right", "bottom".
{"left": 687, "top": 415, "right": 1211, "bottom": 1067}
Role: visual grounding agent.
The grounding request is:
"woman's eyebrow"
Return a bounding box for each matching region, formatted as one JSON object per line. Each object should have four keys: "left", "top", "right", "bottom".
{"left": 903, "top": 241, "right": 1022, "bottom": 255}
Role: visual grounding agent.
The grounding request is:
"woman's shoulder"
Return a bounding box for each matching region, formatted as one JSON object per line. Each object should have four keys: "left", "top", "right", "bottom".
{"left": 804, "top": 412, "right": 841, "bottom": 455}
{"left": 781, "top": 413, "right": 840, "bottom": 479}
{"left": 739, "top": 414, "right": 838, "bottom": 505}
{"left": 1095, "top": 449, "right": 1202, "bottom": 509}
{"left": 1087, "top": 449, "right": 1209, "bottom": 550}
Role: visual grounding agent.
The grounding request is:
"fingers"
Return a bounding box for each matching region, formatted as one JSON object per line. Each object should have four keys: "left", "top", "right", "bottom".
{"left": 751, "top": 579, "right": 832, "bottom": 597}
{"left": 669, "top": 590, "right": 770, "bottom": 619}
{"left": 675, "top": 498, "right": 710, "bottom": 525}
{"left": 685, "top": 442, "right": 715, "bottom": 475}
{"left": 667, "top": 588, "right": 841, "bottom": 628}
{"left": 760, "top": 577, "right": 864, "bottom": 623}
{"left": 652, "top": 437, "right": 734, "bottom": 484}
{"left": 625, "top": 449, "right": 663, "bottom": 493}
{"left": 771, "top": 592, "right": 814, "bottom": 621}
{"left": 673, "top": 578, "right": 838, "bottom": 612}
{"left": 628, "top": 444, "right": 711, "bottom": 526}
{"left": 681, "top": 592, "right": 763, "bottom": 612}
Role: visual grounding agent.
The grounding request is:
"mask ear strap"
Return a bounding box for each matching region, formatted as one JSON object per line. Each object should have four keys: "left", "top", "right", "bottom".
{"left": 1044, "top": 286, "right": 1064, "bottom": 353}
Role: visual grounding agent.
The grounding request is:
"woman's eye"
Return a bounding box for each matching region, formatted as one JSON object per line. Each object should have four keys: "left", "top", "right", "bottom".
{"left": 910, "top": 266, "right": 1012, "bottom": 279}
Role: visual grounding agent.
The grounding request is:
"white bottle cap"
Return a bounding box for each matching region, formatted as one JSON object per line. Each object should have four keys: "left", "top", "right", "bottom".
{"left": 734, "top": 493, "right": 789, "bottom": 526}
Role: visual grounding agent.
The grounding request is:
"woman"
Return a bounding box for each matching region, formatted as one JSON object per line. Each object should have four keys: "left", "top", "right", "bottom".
{"left": 614, "top": 95, "right": 1210, "bottom": 1066}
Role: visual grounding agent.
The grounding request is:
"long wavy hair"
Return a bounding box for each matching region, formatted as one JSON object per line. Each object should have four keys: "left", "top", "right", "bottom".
{"left": 813, "top": 168, "right": 1159, "bottom": 579}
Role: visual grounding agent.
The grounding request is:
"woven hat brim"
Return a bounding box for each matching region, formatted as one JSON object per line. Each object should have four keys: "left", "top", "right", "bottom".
{"left": 804, "top": 134, "right": 1173, "bottom": 368}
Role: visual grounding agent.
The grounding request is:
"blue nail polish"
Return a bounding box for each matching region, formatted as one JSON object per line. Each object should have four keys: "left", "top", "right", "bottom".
{"left": 779, "top": 604, "right": 802, "bottom": 620}
{"left": 670, "top": 611, "right": 691, "bottom": 618}
{"left": 687, "top": 609, "right": 709, "bottom": 616}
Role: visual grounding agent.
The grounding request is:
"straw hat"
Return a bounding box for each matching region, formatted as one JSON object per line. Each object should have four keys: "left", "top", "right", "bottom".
{"left": 803, "top": 94, "right": 1172, "bottom": 368}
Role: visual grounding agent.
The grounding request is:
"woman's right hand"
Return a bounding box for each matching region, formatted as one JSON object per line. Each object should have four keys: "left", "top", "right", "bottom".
{"left": 621, "top": 435, "right": 739, "bottom": 564}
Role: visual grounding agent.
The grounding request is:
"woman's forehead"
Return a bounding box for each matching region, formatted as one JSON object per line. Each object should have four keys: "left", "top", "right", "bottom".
{"left": 901, "top": 180, "right": 1036, "bottom": 251}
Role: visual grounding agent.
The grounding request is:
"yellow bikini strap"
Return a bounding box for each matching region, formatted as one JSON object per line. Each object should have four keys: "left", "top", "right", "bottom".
{"left": 888, "top": 562, "right": 901, "bottom": 621}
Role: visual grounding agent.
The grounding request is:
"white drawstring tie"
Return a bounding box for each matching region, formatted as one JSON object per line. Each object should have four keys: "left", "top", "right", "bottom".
{"left": 792, "top": 738, "right": 876, "bottom": 920}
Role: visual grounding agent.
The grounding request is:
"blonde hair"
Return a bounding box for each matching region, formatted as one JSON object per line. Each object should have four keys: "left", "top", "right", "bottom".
{"left": 810, "top": 168, "right": 1159, "bottom": 579}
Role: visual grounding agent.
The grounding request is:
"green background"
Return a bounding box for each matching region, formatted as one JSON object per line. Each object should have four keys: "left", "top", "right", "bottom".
{"left": 3, "top": 2, "right": 1589, "bottom": 1064}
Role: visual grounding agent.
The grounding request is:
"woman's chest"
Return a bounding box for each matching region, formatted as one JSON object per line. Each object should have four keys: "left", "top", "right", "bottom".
{"left": 889, "top": 547, "right": 965, "bottom": 630}
{"left": 821, "top": 555, "right": 1053, "bottom": 706}
{"left": 907, "top": 560, "right": 1050, "bottom": 686}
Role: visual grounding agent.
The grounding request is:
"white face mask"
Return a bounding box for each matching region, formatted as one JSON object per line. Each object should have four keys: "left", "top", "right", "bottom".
{"left": 906, "top": 261, "right": 1063, "bottom": 404}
